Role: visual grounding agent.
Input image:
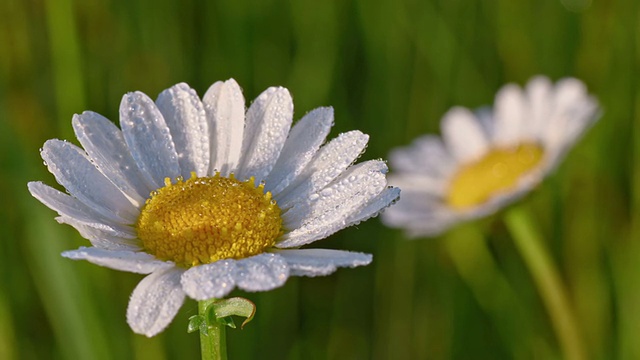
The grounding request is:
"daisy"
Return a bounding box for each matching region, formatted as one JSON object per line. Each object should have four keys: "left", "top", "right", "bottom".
{"left": 382, "top": 76, "right": 599, "bottom": 237}
{"left": 29, "top": 79, "right": 399, "bottom": 337}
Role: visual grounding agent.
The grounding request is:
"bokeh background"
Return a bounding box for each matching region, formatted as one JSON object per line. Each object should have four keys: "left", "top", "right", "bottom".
{"left": 1, "top": 0, "right": 638, "bottom": 359}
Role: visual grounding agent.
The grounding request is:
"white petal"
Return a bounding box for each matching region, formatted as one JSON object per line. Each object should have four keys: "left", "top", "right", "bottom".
{"left": 275, "top": 130, "right": 369, "bottom": 209}
{"left": 441, "top": 107, "right": 488, "bottom": 163}
{"left": 387, "top": 173, "right": 446, "bottom": 196}
{"left": 180, "top": 260, "right": 237, "bottom": 300}
{"left": 156, "top": 83, "right": 210, "bottom": 178}
{"left": 234, "top": 253, "right": 289, "bottom": 292}
{"left": 525, "top": 76, "right": 553, "bottom": 140}
{"left": 493, "top": 83, "right": 526, "bottom": 146}
{"left": 381, "top": 195, "right": 456, "bottom": 238}
{"left": 345, "top": 186, "right": 401, "bottom": 225}
{"left": 62, "top": 246, "right": 173, "bottom": 274}
{"left": 56, "top": 216, "right": 140, "bottom": 251}
{"left": 236, "top": 87, "right": 293, "bottom": 182}
{"left": 396, "top": 215, "right": 458, "bottom": 238}
{"left": 55, "top": 214, "right": 136, "bottom": 238}
{"left": 281, "top": 160, "right": 388, "bottom": 229}
{"left": 127, "top": 268, "right": 186, "bottom": 337}
{"left": 278, "top": 160, "right": 388, "bottom": 248}
{"left": 181, "top": 254, "right": 290, "bottom": 300}
{"left": 276, "top": 249, "right": 372, "bottom": 277}
{"left": 265, "top": 107, "right": 334, "bottom": 194}
{"left": 73, "top": 111, "right": 151, "bottom": 206}
{"left": 382, "top": 193, "right": 443, "bottom": 225}
{"left": 120, "top": 91, "right": 181, "bottom": 189}
{"left": 474, "top": 106, "right": 495, "bottom": 135}
{"left": 554, "top": 78, "right": 588, "bottom": 113}
{"left": 558, "top": 98, "right": 599, "bottom": 146}
{"left": 28, "top": 181, "right": 127, "bottom": 231}
{"left": 543, "top": 78, "right": 597, "bottom": 151}
{"left": 41, "top": 140, "right": 139, "bottom": 224}
{"left": 203, "top": 79, "right": 246, "bottom": 176}
{"left": 389, "top": 135, "right": 454, "bottom": 177}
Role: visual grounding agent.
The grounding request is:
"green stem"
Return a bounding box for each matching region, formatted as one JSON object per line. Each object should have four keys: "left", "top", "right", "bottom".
{"left": 504, "top": 205, "right": 585, "bottom": 360}
{"left": 445, "top": 224, "right": 536, "bottom": 357}
{"left": 199, "top": 299, "right": 227, "bottom": 360}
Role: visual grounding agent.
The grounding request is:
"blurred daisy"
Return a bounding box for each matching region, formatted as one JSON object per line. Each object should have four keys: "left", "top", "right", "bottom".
{"left": 29, "top": 79, "right": 399, "bottom": 337}
{"left": 382, "top": 76, "right": 599, "bottom": 237}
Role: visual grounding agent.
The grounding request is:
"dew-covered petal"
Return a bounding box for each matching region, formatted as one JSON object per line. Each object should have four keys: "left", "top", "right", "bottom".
{"left": 73, "top": 111, "right": 151, "bottom": 206}
{"left": 276, "top": 249, "right": 372, "bottom": 277}
{"left": 278, "top": 160, "right": 388, "bottom": 248}
{"left": 493, "top": 83, "right": 526, "bottom": 146}
{"left": 389, "top": 135, "right": 454, "bottom": 178}
{"left": 55, "top": 214, "right": 136, "bottom": 239}
{"left": 127, "top": 267, "right": 186, "bottom": 337}
{"left": 28, "top": 181, "right": 128, "bottom": 231}
{"left": 234, "top": 253, "right": 289, "bottom": 292}
{"left": 345, "top": 186, "right": 401, "bottom": 225}
{"left": 441, "top": 107, "right": 488, "bottom": 163}
{"left": 56, "top": 216, "right": 140, "bottom": 251}
{"left": 62, "top": 246, "right": 173, "bottom": 274}
{"left": 41, "top": 139, "right": 139, "bottom": 224}
{"left": 281, "top": 160, "right": 388, "bottom": 229}
{"left": 120, "top": 91, "right": 181, "bottom": 189}
{"left": 276, "top": 130, "right": 369, "bottom": 209}
{"left": 265, "top": 107, "right": 334, "bottom": 195}
{"left": 181, "top": 254, "right": 290, "bottom": 299}
{"left": 156, "top": 83, "right": 210, "bottom": 178}
{"left": 203, "top": 79, "right": 246, "bottom": 177}
{"left": 236, "top": 87, "right": 293, "bottom": 182}
{"left": 180, "top": 260, "right": 237, "bottom": 300}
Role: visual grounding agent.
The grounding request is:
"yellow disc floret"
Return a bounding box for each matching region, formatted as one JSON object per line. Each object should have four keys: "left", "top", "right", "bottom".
{"left": 136, "top": 173, "right": 283, "bottom": 267}
{"left": 446, "top": 143, "right": 544, "bottom": 210}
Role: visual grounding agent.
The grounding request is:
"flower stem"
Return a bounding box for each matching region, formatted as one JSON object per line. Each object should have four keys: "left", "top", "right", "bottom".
{"left": 198, "top": 299, "right": 227, "bottom": 360}
{"left": 445, "top": 224, "right": 535, "bottom": 357}
{"left": 504, "top": 205, "right": 585, "bottom": 360}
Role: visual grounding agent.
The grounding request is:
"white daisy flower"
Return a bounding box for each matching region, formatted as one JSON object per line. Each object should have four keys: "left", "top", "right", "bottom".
{"left": 29, "top": 79, "right": 399, "bottom": 337}
{"left": 382, "top": 76, "right": 599, "bottom": 237}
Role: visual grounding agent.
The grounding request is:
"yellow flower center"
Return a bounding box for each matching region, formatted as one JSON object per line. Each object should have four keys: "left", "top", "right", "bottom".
{"left": 446, "top": 143, "right": 544, "bottom": 210}
{"left": 136, "top": 173, "right": 283, "bottom": 267}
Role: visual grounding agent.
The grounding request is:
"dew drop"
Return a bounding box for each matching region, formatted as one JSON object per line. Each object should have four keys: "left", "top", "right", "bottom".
{"left": 321, "top": 188, "right": 334, "bottom": 196}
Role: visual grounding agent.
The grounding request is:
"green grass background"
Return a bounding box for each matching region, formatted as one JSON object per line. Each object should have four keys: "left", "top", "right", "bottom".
{"left": 0, "top": 0, "right": 638, "bottom": 359}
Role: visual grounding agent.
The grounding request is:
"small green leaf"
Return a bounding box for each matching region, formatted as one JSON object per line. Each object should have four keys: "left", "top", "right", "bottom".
{"left": 190, "top": 297, "right": 257, "bottom": 335}
{"left": 207, "top": 297, "right": 257, "bottom": 329}
{"left": 217, "top": 316, "right": 237, "bottom": 329}
{"left": 187, "top": 315, "right": 205, "bottom": 333}
{"left": 200, "top": 322, "right": 209, "bottom": 335}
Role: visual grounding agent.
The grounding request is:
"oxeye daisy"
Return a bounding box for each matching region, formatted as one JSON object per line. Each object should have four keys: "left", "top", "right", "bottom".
{"left": 29, "top": 79, "right": 399, "bottom": 337}
{"left": 382, "top": 76, "right": 599, "bottom": 237}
